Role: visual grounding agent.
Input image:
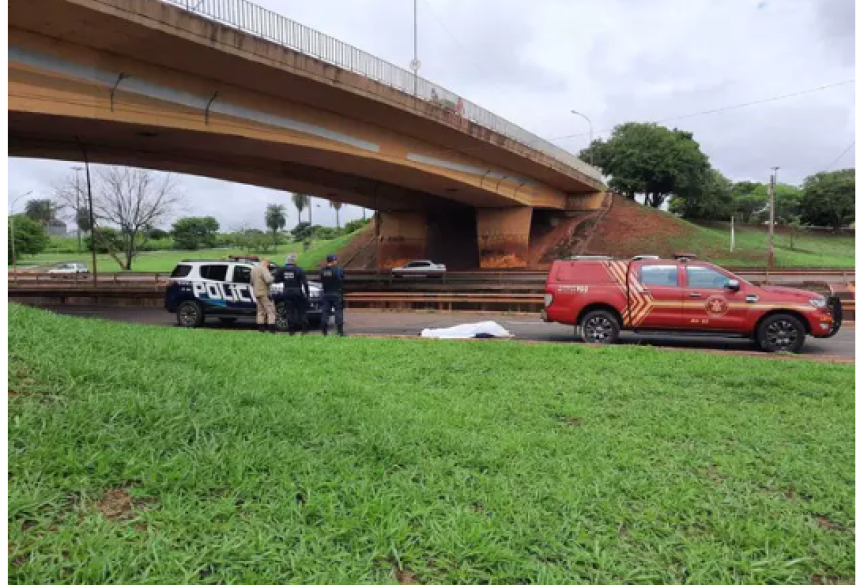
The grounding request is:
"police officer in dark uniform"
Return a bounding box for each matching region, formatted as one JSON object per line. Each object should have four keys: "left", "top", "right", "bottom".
{"left": 278, "top": 253, "right": 310, "bottom": 335}
{"left": 319, "top": 253, "right": 345, "bottom": 336}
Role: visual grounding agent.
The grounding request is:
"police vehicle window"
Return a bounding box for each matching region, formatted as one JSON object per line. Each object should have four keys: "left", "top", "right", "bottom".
{"left": 199, "top": 264, "right": 229, "bottom": 281}
{"left": 233, "top": 265, "right": 252, "bottom": 284}
{"left": 639, "top": 265, "right": 679, "bottom": 287}
{"left": 233, "top": 266, "right": 251, "bottom": 284}
{"left": 687, "top": 266, "right": 730, "bottom": 288}
{"left": 170, "top": 265, "right": 192, "bottom": 278}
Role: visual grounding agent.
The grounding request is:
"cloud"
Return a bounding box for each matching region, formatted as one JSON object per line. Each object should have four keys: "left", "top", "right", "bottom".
{"left": 9, "top": 0, "right": 855, "bottom": 225}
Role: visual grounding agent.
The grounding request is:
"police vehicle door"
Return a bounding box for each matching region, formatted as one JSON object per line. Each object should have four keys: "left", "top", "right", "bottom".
{"left": 228, "top": 264, "right": 257, "bottom": 313}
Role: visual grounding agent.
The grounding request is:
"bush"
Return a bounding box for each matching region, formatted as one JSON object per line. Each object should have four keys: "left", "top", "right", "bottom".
{"left": 8, "top": 215, "right": 49, "bottom": 262}
{"left": 343, "top": 218, "right": 371, "bottom": 234}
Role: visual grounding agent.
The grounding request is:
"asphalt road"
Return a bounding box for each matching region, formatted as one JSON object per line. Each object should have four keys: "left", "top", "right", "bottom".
{"left": 41, "top": 304, "right": 855, "bottom": 360}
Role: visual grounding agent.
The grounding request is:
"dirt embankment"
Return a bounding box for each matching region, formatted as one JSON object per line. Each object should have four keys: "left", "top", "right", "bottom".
{"left": 584, "top": 196, "right": 695, "bottom": 258}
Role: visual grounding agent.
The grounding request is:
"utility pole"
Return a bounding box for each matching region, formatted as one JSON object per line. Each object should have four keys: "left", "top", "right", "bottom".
{"left": 72, "top": 166, "right": 84, "bottom": 252}
{"left": 767, "top": 166, "right": 779, "bottom": 270}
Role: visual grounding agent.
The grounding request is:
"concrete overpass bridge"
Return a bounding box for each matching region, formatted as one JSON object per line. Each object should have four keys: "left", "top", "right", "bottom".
{"left": 9, "top": 0, "right": 606, "bottom": 268}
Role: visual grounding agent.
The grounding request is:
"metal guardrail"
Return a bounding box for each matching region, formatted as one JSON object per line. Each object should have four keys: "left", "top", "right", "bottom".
{"left": 158, "top": 0, "right": 602, "bottom": 181}
{"left": 8, "top": 268, "right": 856, "bottom": 288}
{"left": 8, "top": 286, "right": 856, "bottom": 319}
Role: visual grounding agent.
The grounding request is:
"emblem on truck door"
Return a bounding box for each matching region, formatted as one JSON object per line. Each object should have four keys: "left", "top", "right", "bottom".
{"left": 559, "top": 285, "right": 589, "bottom": 294}
{"left": 704, "top": 295, "right": 729, "bottom": 317}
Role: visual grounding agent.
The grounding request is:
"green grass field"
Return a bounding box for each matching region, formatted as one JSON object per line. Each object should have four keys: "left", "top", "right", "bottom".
{"left": 8, "top": 305, "right": 854, "bottom": 584}
{"left": 688, "top": 225, "right": 855, "bottom": 268}
{"left": 14, "top": 233, "right": 357, "bottom": 273}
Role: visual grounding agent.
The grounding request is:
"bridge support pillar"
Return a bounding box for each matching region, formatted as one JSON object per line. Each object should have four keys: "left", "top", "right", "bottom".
{"left": 476, "top": 207, "right": 532, "bottom": 269}
{"left": 376, "top": 211, "right": 428, "bottom": 270}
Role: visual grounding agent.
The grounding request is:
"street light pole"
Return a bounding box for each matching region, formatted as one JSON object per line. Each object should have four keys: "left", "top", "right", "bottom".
{"left": 72, "top": 166, "right": 84, "bottom": 253}
{"left": 9, "top": 191, "right": 33, "bottom": 278}
{"left": 409, "top": 0, "right": 421, "bottom": 99}
{"left": 768, "top": 166, "right": 779, "bottom": 270}
{"left": 570, "top": 110, "right": 594, "bottom": 165}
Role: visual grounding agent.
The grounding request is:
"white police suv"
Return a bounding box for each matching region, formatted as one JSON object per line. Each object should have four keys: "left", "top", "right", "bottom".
{"left": 164, "top": 259, "right": 322, "bottom": 328}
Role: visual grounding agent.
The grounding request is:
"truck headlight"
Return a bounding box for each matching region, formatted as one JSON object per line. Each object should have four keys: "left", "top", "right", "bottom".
{"left": 543, "top": 294, "right": 553, "bottom": 308}
{"left": 809, "top": 298, "right": 827, "bottom": 309}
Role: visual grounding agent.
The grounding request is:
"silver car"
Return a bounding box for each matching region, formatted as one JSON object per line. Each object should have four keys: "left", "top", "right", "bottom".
{"left": 391, "top": 260, "right": 447, "bottom": 278}
{"left": 47, "top": 262, "right": 89, "bottom": 278}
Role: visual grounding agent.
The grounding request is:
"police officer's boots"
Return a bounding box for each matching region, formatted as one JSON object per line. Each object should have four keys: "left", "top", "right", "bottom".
{"left": 336, "top": 325, "right": 345, "bottom": 337}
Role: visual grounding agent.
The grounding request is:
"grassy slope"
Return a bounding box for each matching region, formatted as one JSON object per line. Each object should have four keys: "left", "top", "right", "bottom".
{"left": 14, "top": 234, "right": 358, "bottom": 273}
{"left": 689, "top": 225, "right": 855, "bottom": 268}
{"left": 8, "top": 306, "right": 854, "bottom": 584}
{"left": 585, "top": 198, "right": 854, "bottom": 268}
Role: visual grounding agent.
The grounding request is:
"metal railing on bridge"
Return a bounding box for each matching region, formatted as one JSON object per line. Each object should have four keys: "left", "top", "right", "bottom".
{"left": 160, "top": 0, "right": 602, "bottom": 182}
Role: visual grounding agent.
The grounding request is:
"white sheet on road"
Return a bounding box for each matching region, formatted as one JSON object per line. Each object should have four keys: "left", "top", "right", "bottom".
{"left": 419, "top": 321, "right": 514, "bottom": 339}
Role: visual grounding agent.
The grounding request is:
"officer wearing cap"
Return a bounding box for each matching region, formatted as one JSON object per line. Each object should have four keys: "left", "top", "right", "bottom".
{"left": 319, "top": 253, "right": 345, "bottom": 336}
{"left": 278, "top": 253, "right": 310, "bottom": 335}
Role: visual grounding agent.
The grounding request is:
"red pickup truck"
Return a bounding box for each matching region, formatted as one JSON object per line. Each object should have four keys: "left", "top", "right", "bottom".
{"left": 542, "top": 255, "right": 843, "bottom": 353}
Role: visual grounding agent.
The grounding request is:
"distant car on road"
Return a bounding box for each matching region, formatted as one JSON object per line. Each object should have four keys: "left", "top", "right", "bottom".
{"left": 47, "top": 262, "right": 89, "bottom": 278}
{"left": 165, "top": 259, "right": 323, "bottom": 328}
{"left": 391, "top": 260, "right": 447, "bottom": 278}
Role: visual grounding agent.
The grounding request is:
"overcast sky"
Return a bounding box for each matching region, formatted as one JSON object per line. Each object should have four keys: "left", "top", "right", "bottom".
{"left": 8, "top": 0, "right": 856, "bottom": 229}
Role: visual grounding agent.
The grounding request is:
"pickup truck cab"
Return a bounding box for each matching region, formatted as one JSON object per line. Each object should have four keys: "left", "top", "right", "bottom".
{"left": 542, "top": 255, "right": 842, "bottom": 353}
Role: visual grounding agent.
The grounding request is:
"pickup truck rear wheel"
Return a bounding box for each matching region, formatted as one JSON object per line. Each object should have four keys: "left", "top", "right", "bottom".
{"left": 580, "top": 310, "right": 620, "bottom": 345}
{"left": 756, "top": 313, "right": 805, "bottom": 353}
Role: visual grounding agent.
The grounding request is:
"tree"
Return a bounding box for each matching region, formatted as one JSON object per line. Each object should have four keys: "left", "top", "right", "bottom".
{"left": 292, "top": 193, "right": 310, "bottom": 223}
{"left": 291, "top": 221, "right": 313, "bottom": 242}
{"left": 92, "top": 166, "right": 181, "bottom": 270}
{"left": 800, "top": 169, "right": 854, "bottom": 230}
{"left": 731, "top": 181, "right": 767, "bottom": 223}
{"left": 581, "top": 122, "right": 711, "bottom": 208}
{"left": 669, "top": 169, "right": 733, "bottom": 220}
{"left": 84, "top": 227, "right": 123, "bottom": 254}
{"left": 52, "top": 172, "right": 90, "bottom": 237}
{"left": 147, "top": 227, "right": 170, "bottom": 240}
{"left": 235, "top": 228, "right": 273, "bottom": 253}
{"left": 330, "top": 200, "right": 343, "bottom": 229}
{"left": 265, "top": 204, "right": 287, "bottom": 247}
{"left": 24, "top": 199, "right": 54, "bottom": 225}
{"left": 8, "top": 214, "right": 49, "bottom": 263}
{"left": 171, "top": 216, "right": 220, "bottom": 250}
{"left": 771, "top": 184, "right": 803, "bottom": 225}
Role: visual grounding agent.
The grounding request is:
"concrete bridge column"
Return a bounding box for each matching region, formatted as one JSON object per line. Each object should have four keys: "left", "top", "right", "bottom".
{"left": 476, "top": 207, "right": 533, "bottom": 269}
{"left": 376, "top": 211, "right": 428, "bottom": 270}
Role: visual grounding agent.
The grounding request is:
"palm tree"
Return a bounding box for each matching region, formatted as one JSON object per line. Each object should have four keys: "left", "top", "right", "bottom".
{"left": 291, "top": 193, "right": 310, "bottom": 223}
{"left": 25, "top": 199, "right": 54, "bottom": 225}
{"left": 330, "top": 200, "right": 343, "bottom": 229}
{"left": 265, "top": 204, "right": 287, "bottom": 250}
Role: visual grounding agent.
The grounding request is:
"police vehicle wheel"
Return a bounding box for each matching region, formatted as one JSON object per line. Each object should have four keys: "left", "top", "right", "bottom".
{"left": 580, "top": 310, "right": 620, "bottom": 345}
{"left": 218, "top": 317, "right": 238, "bottom": 325}
{"left": 177, "top": 301, "right": 204, "bottom": 328}
{"left": 275, "top": 302, "right": 290, "bottom": 332}
{"left": 756, "top": 313, "right": 805, "bottom": 353}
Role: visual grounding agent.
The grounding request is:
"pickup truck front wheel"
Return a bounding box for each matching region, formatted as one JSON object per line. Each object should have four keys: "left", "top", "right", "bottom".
{"left": 580, "top": 310, "right": 620, "bottom": 345}
{"left": 756, "top": 313, "right": 806, "bottom": 353}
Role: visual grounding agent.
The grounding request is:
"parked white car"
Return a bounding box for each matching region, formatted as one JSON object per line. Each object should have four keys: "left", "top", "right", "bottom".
{"left": 47, "top": 262, "right": 89, "bottom": 278}
{"left": 391, "top": 260, "right": 447, "bottom": 278}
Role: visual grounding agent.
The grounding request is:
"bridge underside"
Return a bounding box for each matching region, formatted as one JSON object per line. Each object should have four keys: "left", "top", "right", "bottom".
{"left": 9, "top": 0, "right": 607, "bottom": 269}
